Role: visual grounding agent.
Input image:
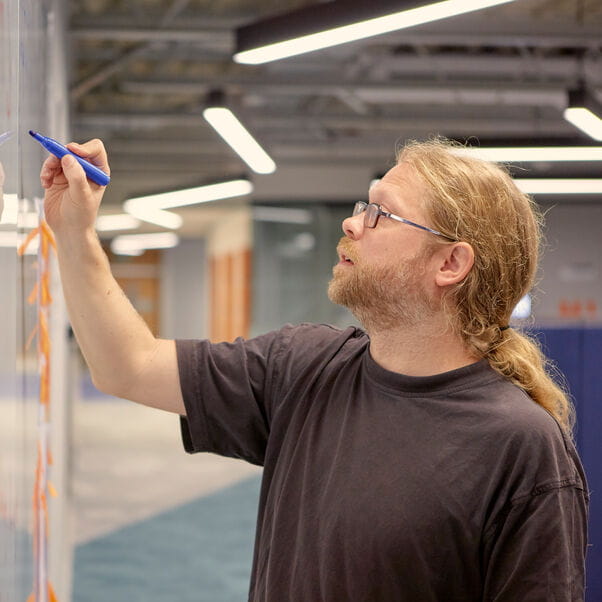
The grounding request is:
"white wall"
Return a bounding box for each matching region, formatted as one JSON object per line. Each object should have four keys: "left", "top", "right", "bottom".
{"left": 536, "top": 203, "right": 602, "bottom": 325}
{"left": 160, "top": 238, "right": 208, "bottom": 340}
{"left": 252, "top": 164, "right": 375, "bottom": 202}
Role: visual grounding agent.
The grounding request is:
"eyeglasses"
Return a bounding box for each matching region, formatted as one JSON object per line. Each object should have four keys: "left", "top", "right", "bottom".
{"left": 352, "top": 201, "right": 456, "bottom": 241}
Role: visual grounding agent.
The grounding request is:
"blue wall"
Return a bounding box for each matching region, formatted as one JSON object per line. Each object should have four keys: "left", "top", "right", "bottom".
{"left": 534, "top": 328, "right": 601, "bottom": 601}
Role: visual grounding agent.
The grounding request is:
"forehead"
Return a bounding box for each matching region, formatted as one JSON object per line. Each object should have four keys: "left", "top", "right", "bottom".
{"left": 369, "top": 161, "right": 427, "bottom": 216}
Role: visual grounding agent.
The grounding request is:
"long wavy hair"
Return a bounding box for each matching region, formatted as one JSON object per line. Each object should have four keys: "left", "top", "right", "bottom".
{"left": 398, "top": 138, "right": 574, "bottom": 435}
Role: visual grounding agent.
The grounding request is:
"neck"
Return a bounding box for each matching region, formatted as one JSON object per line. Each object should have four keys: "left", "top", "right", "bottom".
{"left": 365, "top": 314, "right": 480, "bottom": 377}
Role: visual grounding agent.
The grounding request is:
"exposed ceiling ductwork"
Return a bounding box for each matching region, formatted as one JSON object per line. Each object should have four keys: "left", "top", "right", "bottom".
{"left": 68, "top": 0, "right": 602, "bottom": 215}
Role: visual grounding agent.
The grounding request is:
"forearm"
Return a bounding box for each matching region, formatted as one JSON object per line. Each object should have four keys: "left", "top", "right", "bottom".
{"left": 55, "top": 227, "right": 158, "bottom": 397}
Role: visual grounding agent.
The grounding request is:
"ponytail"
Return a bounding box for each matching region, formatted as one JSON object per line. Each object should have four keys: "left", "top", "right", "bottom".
{"left": 479, "top": 327, "right": 574, "bottom": 434}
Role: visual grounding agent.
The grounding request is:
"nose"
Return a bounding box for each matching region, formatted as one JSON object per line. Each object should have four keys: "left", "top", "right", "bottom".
{"left": 342, "top": 213, "right": 364, "bottom": 240}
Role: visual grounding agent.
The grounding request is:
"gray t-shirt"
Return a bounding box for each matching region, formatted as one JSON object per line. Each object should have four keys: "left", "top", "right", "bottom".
{"left": 177, "top": 323, "right": 589, "bottom": 601}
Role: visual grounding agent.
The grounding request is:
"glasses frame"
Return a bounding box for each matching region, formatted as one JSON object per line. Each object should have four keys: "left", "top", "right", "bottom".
{"left": 352, "top": 201, "right": 456, "bottom": 242}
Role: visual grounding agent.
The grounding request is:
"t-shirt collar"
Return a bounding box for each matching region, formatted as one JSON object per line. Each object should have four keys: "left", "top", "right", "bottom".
{"left": 363, "top": 349, "right": 497, "bottom": 396}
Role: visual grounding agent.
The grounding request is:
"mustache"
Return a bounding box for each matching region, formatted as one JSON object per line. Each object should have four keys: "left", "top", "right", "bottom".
{"left": 336, "top": 237, "right": 359, "bottom": 263}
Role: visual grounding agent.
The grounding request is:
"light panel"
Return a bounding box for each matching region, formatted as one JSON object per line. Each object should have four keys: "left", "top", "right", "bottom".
{"left": 96, "top": 213, "right": 141, "bottom": 232}
{"left": 563, "top": 87, "right": 602, "bottom": 141}
{"left": 515, "top": 179, "right": 602, "bottom": 195}
{"left": 111, "top": 232, "right": 179, "bottom": 256}
{"left": 152, "top": 179, "right": 254, "bottom": 209}
{"left": 203, "top": 107, "right": 276, "bottom": 174}
{"left": 563, "top": 108, "right": 602, "bottom": 142}
{"left": 0, "top": 193, "right": 18, "bottom": 225}
{"left": 0, "top": 231, "right": 38, "bottom": 254}
{"left": 454, "top": 146, "right": 602, "bottom": 162}
{"left": 234, "top": 0, "right": 518, "bottom": 65}
{"left": 0, "top": 194, "right": 41, "bottom": 228}
{"left": 123, "top": 179, "right": 253, "bottom": 228}
{"left": 122, "top": 202, "right": 182, "bottom": 230}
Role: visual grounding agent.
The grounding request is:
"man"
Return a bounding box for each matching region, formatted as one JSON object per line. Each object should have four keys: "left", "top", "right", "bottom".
{"left": 40, "top": 138, "right": 588, "bottom": 601}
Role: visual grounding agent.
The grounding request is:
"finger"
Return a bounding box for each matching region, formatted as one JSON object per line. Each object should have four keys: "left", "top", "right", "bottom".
{"left": 40, "top": 156, "right": 63, "bottom": 188}
{"left": 66, "top": 138, "right": 110, "bottom": 176}
{"left": 42, "top": 154, "right": 61, "bottom": 171}
{"left": 60, "top": 154, "right": 89, "bottom": 195}
{"left": 66, "top": 142, "right": 88, "bottom": 156}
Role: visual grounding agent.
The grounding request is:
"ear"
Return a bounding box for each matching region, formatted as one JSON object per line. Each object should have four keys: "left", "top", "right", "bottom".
{"left": 433, "top": 242, "right": 474, "bottom": 288}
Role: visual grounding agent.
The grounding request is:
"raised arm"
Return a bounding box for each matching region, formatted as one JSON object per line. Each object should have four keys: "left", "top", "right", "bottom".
{"left": 41, "top": 139, "right": 184, "bottom": 414}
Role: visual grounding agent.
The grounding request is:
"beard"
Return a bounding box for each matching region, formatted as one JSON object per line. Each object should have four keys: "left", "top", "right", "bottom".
{"left": 328, "top": 237, "right": 438, "bottom": 332}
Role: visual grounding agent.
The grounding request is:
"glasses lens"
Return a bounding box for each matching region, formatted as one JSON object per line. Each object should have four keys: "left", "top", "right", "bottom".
{"left": 365, "top": 203, "right": 379, "bottom": 228}
{"left": 352, "top": 201, "right": 366, "bottom": 217}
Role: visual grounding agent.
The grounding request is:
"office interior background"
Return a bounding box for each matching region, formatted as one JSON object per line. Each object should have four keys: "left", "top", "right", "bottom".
{"left": 1, "top": 0, "right": 601, "bottom": 600}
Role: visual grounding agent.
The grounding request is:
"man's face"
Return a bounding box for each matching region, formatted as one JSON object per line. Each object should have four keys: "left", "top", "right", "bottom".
{"left": 328, "top": 161, "right": 440, "bottom": 331}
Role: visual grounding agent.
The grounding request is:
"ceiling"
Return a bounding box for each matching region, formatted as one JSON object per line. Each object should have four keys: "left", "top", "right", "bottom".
{"left": 68, "top": 0, "right": 602, "bottom": 228}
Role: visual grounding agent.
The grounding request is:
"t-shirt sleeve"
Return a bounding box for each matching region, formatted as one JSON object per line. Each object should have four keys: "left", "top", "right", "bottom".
{"left": 481, "top": 482, "right": 589, "bottom": 601}
{"left": 176, "top": 329, "right": 286, "bottom": 466}
{"left": 175, "top": 323, "right": 356, "bottom": 466}
{"left": 480, "top": 419, "right": 590, "bottom": 601}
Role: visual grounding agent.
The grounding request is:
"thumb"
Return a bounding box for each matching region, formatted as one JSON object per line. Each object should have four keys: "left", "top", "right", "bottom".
{"left": 61, "top": 154, "right": 88, "bottom": 193}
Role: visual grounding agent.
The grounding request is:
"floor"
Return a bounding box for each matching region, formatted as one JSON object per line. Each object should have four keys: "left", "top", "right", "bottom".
{"left": 71, "top": 378, "right": 262, "bottom": 601}
{"left": 71, "top": 395, "right": 261, "bottom": 545}
{"left": 73, "top": 473, "right": 262, "bottom": 602}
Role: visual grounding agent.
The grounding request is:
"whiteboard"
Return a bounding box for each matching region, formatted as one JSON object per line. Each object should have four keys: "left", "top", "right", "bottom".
{"left": 0, "top": 0, "right": 54, "bottom": 599}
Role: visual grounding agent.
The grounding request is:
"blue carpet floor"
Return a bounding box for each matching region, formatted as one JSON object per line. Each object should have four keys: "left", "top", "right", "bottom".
{"left": 73, "top": 475, "right": 262, "bottom": 602}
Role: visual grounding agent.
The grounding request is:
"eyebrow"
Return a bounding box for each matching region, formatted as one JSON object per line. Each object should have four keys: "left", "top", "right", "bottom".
{"left": 370, "top": 188, "right": 409, "bottom": 218}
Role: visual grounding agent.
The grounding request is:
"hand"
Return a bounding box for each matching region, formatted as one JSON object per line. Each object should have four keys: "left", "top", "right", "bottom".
{"left": 40, "top": 138, "right": 110, "bottom": 236}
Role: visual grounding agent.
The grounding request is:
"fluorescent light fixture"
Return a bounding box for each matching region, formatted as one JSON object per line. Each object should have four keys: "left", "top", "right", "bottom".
{"left": 514, "top": 179, "right": 602, "bottom": 195}
{"left": 564, "top": 109, "right": 602, "bottom": 141}
{"left": 111, "top": 232, "right": 179, "bottom": 256}
{"left": 113, "top": 248, "right": 144, "bottom": 257}
{"left": 96, "top": 213, "right": 141, "bottom": 232}
{"left": 122, "top": 203, "right": 183, "bottom": 229}
{"left": 0, "top": 194, "right": 41, "bottom": 228}
{"left": 234, "top": 0, "right": 518, "bottom": 64}
{"left": 123, "top": 179, "right": 253, "bottom": 228}
{"left": 0, "top": 193, "right": 18, "bottom": 225}
{"left": 453, "top": 146, "right": 602, "bottom": 162}
{"left": 22, "top": 213, "right": 40, "bottom": 229}
{"left": 0, "top": 231, "right": 38, "bottom": 254}
{"left": 149, "top": 179, "right": 254, "bottom": 209}
{"left": 203, "top": 107, "right": 276, "bottom": 174}
{"left": 563, "top": 87, "right": 602, "bottom": 141}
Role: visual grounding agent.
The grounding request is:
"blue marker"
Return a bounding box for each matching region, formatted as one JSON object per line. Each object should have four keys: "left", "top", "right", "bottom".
{"left": 29, "top": 130, "right": 110, "bottom": 186}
